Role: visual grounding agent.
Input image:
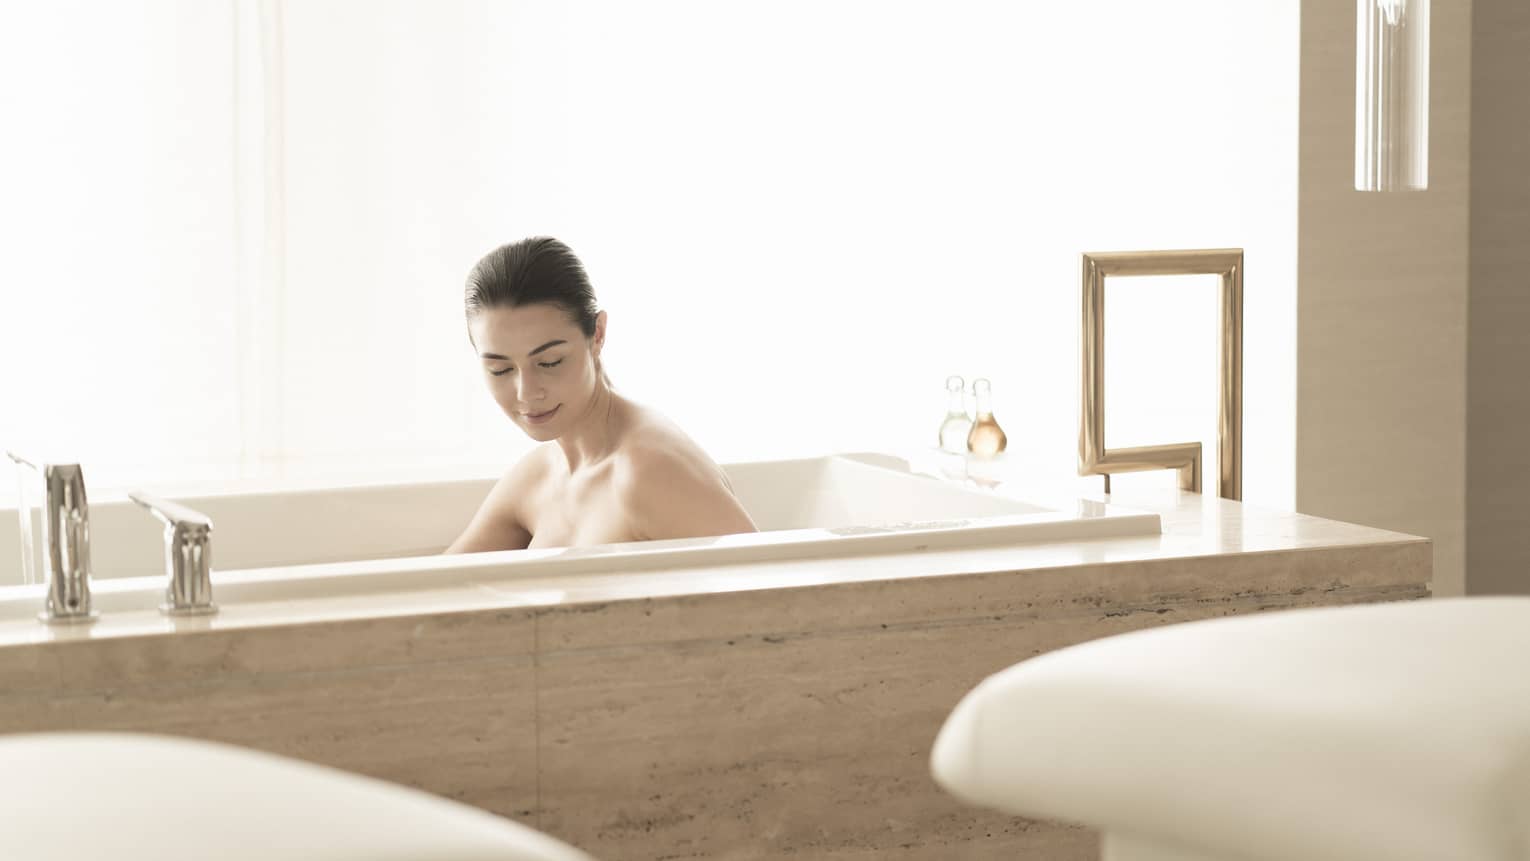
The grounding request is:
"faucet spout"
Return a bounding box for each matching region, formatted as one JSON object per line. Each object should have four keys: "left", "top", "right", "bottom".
{"left": 5, "top": 451, "right": 100, "bottom": 625}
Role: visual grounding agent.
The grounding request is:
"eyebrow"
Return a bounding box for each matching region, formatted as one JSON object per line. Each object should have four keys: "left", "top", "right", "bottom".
{"left": 480, "top": 340, "right": 568, "bottom": 361}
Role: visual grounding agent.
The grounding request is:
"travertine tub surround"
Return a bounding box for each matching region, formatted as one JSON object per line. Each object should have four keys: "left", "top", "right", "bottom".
{"left": 0, "top": 472, "right": 1428, "bottom": 860}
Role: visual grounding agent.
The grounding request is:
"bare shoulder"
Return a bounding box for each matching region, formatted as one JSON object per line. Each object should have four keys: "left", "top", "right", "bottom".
{"left": 613, "top": 415, "right": 757, "bottom": 541}
{"left": 443, "top": 444, "right": 555, "bottom": 554}
{"left": 616, "top": 418, "right": 721, "bottom": 485}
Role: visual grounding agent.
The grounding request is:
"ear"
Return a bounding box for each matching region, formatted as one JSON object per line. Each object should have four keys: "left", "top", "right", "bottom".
{"left": 593, "top": 310, "right": 608, "bottom": 354}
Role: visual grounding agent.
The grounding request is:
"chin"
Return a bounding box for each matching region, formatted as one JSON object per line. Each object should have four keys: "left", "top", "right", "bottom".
{"left": 517, "top": 419, "right": 561, "bottom": 441}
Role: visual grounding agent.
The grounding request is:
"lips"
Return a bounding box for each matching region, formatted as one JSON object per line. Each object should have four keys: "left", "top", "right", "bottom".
{"left": 523, "top": 405, "right": 560, "bottom": 425}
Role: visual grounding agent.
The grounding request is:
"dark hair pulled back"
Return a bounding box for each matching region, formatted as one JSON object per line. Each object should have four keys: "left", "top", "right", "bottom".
{"left": 464, "top": 237, "right": 600, "bottom": 338}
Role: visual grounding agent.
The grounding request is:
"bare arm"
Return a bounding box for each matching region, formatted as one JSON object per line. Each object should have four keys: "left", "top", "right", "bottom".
{"left": 443, "top": 448, "right": 545, "bottom": 554}
{"left": 618, "top": 449, "right": 758, "bottom": 542}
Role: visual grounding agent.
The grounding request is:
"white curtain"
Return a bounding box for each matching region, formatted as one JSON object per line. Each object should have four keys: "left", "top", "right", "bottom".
{"left": 1, "top": 1, "right": 246, "bottom": 493}
{"left": 0, "top": 0, "right": 1297, "bottom": 513}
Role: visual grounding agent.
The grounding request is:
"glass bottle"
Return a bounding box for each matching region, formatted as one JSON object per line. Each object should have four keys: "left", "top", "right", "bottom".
{"left": 966, "top": 377, "right": 1008, "bottom": 459}
{"left": 937, "top": 375, "right": 973, "bottom": 454}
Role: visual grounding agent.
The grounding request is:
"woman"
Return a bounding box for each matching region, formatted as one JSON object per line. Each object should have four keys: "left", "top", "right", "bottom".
{"left": 445, "top": 237, "right": 758, "bottom": 553}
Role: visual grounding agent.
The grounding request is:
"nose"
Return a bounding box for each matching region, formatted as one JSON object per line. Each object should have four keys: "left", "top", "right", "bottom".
{"left": 512, "top": 373, "right": 545, "bottom": 407}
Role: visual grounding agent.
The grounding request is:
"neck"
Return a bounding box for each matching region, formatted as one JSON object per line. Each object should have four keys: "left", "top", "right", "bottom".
{"left": 555, "top": 377, "right": 622, "bottom": 472}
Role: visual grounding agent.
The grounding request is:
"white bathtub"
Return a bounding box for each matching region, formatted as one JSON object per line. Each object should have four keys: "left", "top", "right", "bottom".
{"left": 0, "top": 453, "right": 1160, "bottom": 619}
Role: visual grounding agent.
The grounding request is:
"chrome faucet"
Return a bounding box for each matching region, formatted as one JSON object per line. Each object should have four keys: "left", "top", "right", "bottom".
{"left": 128, "top": 491, "right": 218, "bottom": 617}
{"left": 5, "top": 450, "right": 100, "bottom": 625}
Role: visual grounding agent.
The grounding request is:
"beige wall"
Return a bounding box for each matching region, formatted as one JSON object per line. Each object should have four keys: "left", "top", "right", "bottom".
{"left": 1298, "top": 0, "right": 1473, "bottom": 596}
{"left": 1301, "top": 0, "right": 1530, "bottom": 597}
{"left": 1467, "top": 0, "right": 1530, "bottom": 595}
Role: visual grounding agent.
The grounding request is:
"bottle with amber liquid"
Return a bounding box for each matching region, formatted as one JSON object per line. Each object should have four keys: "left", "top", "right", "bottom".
{"left": 938, "top": 375, "right": 973, "bottom": 454}
{"left": 966, "top": 377, "right": 1008, "bottom": 459}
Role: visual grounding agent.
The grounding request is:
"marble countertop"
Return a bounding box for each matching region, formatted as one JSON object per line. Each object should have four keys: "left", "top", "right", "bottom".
{"left": 0, "top": 451, "right": 1427, "bottom": 648}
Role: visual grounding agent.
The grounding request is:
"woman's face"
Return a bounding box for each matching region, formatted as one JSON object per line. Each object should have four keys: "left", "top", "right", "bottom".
{"left": 468, "top": 303, "right": 606, "bottom": 441}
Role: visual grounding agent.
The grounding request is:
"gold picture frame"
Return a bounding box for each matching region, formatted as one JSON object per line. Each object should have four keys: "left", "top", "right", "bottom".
{"left": 1078, "top": 249, "right": 1243, "bottom": 500}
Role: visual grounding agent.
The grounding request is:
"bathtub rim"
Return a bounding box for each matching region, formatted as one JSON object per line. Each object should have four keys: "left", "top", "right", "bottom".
{"left": 0, "top": 451, "right": 1164, "bottom": 622}
{"left": 0, "top": 500, "right": 1162, "bottom": 617}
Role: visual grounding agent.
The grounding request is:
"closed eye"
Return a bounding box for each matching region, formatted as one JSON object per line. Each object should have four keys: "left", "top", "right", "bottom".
{"left": 489, "top": 359, "right": 562, "bottom": 377}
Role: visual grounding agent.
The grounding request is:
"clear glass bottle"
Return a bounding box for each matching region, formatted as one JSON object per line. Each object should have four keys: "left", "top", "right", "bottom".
{"left": 937, "top": 375, "right": 973, "bottom": 454}
{"left": 966, "top": 377, "right": 1008, "bottom": 459}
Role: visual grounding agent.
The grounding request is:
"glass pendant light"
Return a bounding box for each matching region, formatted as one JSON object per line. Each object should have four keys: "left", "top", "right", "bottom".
{"left": 1355, "top": 0, "right": 1429, "bottom": 191}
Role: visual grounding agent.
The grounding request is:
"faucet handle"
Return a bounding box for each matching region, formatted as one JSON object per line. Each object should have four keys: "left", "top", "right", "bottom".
{"left": 128, "top": 491, "right": 218, "bottom": 617}
{"left": 5, "top": 450, "right": 79, "bottom": 474}
{"left": 128, "top": 491, "right": 212, "bottom": 532}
